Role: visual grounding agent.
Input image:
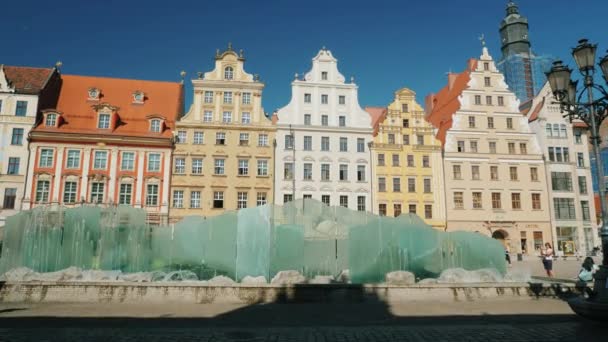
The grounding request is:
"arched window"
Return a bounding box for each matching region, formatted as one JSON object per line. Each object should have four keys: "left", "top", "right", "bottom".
{"left": 224, "top": 66, "right": 234, "bottom": 80}
{"left": 545, "top": 123, "right": 552, "bottom": 137}
{"left": 560, "top": 124, "right": 567, "bottom": 138}
{"left": 150, "top": 119, "right": 161, "bottom": 133}
{"left": 46, "top": 113, "right": 57, "bottom": 127}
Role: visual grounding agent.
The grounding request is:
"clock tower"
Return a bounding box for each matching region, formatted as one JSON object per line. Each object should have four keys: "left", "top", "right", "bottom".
{"left": 499, "top": 1, "right": 531, "bottom": 56}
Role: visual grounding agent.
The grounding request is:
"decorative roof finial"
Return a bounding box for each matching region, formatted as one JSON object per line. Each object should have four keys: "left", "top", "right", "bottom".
{"left": 350, "top": 76, "right": 355, "bottom": 83}
{"left": 254, "top": 74, "right": 259, "bottom": 81}
{"left": 295, "top": 73, "right": 299, "bottom": 80}
{"left": 197, "top": 72, "right": 203, "bottom": 79}
{"left": 180, "top": 70, "right": 186, "bottom": 83}
{"left": 239, "top": 49, "right": 244, "bottom": 58}
{"left": 55, "top": 61, "right": 63, "bottom": 69}
{"left": 228, "top": 42, "right": 233, "bottom": 51}
{"left": 322, "top": 46, "right": 326, "bottom": 51}
{"left": 479, "top": 33, "right": 486, "bottom": 47}
{"left": 216, "top": 49, "right": 220, "bottom": 57}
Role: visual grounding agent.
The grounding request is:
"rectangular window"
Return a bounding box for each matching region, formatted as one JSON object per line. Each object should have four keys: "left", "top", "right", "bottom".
{"left": 222, "top": 111, "right": 232, "bottom": 123}
{"left": 409, "top": 204, "right": 416, "bottom": 214}
{"left": 146, "top": 184, "right": 158, "bottom": 206}
{"left": 63, "top": 181, "right": 77, "bottom": 203}
{"left": 388, "top": 134, "right": 395, "bottom": 145}
{"left": 339, "top": 164, "right": 348, "bottom": 181}
{"left": 407, "top": 155, "right": 414, "bottom": 167}
{"left": 453, "top": 165, "right": 462, "bottom": 179}
{"left": 402, "top": 103, "right": 409, "bottom": 113}
{"left": 468, "top": 116, "right": 476, "bottom": 128}
{"left": 239, "top": 133, "right": 249, "bottom": 146}
{"left": 241, "top": 112, "right": 251, "bottom": 124}
{"left": 491, "top": 166, "right": 499, "bottom": 180}
{"left": 3, "top": 188, "right": 17, "bottom": 209}
{"left": 357, "top": 165, "right": 365, "bottom": 182}
{"left": 577, "top": 153, "right": 585, "bottom": 167}
{"left": 339, "top": 137, "right": 348, "bottom": 152}
{"left": 378, "top": 177, "right": 386, "bottom": 192}
{"left": 486, "top": 96, "right": 492, "bottom": 105}
{"left": 173, "top": 190, "right": 184, "bottom": 208}
{"left": 177, "top": 131, "right": 187, "bottom": 144}
{"left": 393, "top": 177, "right": 401, "bottom": 192}
{"left": 303, "top": 136, "right": 312, "bottom": 150}
{"left": 357, "top": 138, "right": 365, "bottom": 152}
{"left": 498, "top": 96, "right": 504, "bottom": 106}
{"left": 357, "top": 196, "right": 366, "bottom": 211}
{"left": 284, "top": 162, "right": 294, "bottom": 180}
{"left": 258, "top": 134, "right": 269, "bottom": 147}
{"left": 470, "top": 141, "right": 478, "bottom": 153}
{"left": 321, "top": 164, "right": 330, "bottom": 181}
{"left": 93, "top": 151, "right": 108, "bottom": 170}
{"left": 506, "top": 118, "right": 513, "bottom": 129}
{"left": 304, "top": 114, "right": 311, "bottom": 125}
{"left": 581, "top": 201, "right": 591, "bottom": 221}
{"left": 403, "top": 135, "right": 410, "bottom": 145}
{"left": 511, "top": 193, "right": 521, "bottom": 209}
{"left": 35, "top": 180, "right": 50, "bottom": 203}
{"left": 425, "top": 205, "right": 432, "bottom": 219}
{"left": 339, "top": 116, "right": 346, "bottom": 127}
{"left": 147, "top": 153, "right": 161, "bottom": 172}
{"left": 555, "top": 147, "right": 563, "bottom": 162}
{"left": 548, "top": 147, "right": 555, "bottom": 162}
{"left": 454, "top": 192, "right": 463, "bottom": 209}
{"left": 474, "top": 95, "right": 481, "bottom": 105}
{"left": 578, "top": 176, "right": 588, "bottom": 194}
{"left": 119, "top": 184, "right": 132, "bottom": 205}
{"left": 193, "top": 132, "right": 204, "bottom": 144}
{"left": 257, "top": 192, "right": 267, "bottom": 206}
{"left": 321, "top": 115, "right": 328, "bottom": 126}
{"left": 321, "top": 137, "right": 330, "bottom": 151}
{"left": 487, "top": 117, "right": 494, "bottom": 129}
{"left": 424, "top": 178, "right": 431, "bottom": 193}
{"left": 575, "top": 131, "right": 582, "bottom": 144}
{"left": 192, "top": 159, "right": 203, "bottom": 174}
{"left": 203, "top": 110, "right": 213, "bottom": 122}
{"left": 530, "top": 167, "right": 538, "bottom": 181}
{"left": 339, "top": 195, "right": 348, "bottom": 208}
{"left": 484, "top": 77, "right": 491, "bottom": 87}
{"left": 554, "top": 198, "right": 576, "bottom": 220}
{"left": 377, "top": 154, "right": 385, "bottom": 166}
{"left": 417, "top": 135, "right": 424, "bottom": 146}
{"left": 15, "top": 100, "right": 28, "bottom": 116}
{"left": 242, "top": 92, "right": 251, "bottom": 105}
{"left": 483, "top": 62, "right": 489, "bottom": 70}
{"left": 7, "top": 157, "right": 19, "bottom": 175}
{"left": 204, "top": 91, "right": 213, "bottom": 103}
{"left": 407, "top": 178, "right": 415, "bottom": 193}
{"left": 98, "top": 113, "right": 110, "bottom": 129}
{"left": 473, "top": 192, "right": 482, "bottom": 209}
{"left": 304, "top": 93, "right": 311, "bottom": 103}
{"left": 492, "top": 193, "right": 502, "bottom": 209}
{"left": 64, "top": 150, "right": 80, "bottom": 169}
{"left": 190, "top": 191, "right": 201, "bottom": 208}
{"left": 403, "top": 119, "right": 409, "bottom": 128}
{"left": 394, "top": 204, "right": 402, "bottom": 217}
{"left": 321, "top": 195, "right": 330, "bottom": 206}
{"left": 284, "top": 135, "right": 294, "bottom": 149}
{"left": 510, "top": 166, "right": 518, "bottom": 181}
{"left": 321, "top": 94, "right": 328, "bottom": 104}
{"left": 174, "top": 158, "right": 185, "bottom": 174}
{"left": 422, "top": 155, "right": 430, "bottom": 168}
{"left": 237, "top": 192, "right": 248, "bottom": 209}
{"left": 39, "top": 149, "right": 54, "bottom": 168}
{"left": 213, "top": 191, "right": 224, "bottom": 209}
{"left": 257, "top": 159, "right": 268, "bottom": 176}
{"left": 303, "top": 163, "right": 312, "bottom": 180}
{"left": 392, "top": 154, "right": 400, "bottom": 166}
{"left": 215, "top": 159, "right": 225, "bottom": 175}
{"left": 489, "top": 141, "right": 497, "bottom": 154}
{"left": 90, "top": 182, "right": 104, "bottom": 203}
{"left": 223, "top": 92, "right": 232, "bottom": 104}
{"left": 472, "top": 165, "right": 480, "bottom": 180}
{"left": 519, "top": 143, "right": 527, "bottom": 154}
{"left": 11, "top": 128, "right": 24, "bottom": 145}
{"left": 563, "top": 147, "right": 570, "bottom": 162}
{"left": 508, "top": 143, "right": 516, "bottom": 154}
{"left": 216, "top": 132, "right": 226, "bottom": 145}
{"left": 532, "top": 193, "right": 541, "bottom": 210}
{"left": 379, "top": 204, "right": 387, "bottom": 216}
{"left": 551, "top": 172, "right": 572, "bottom": 191}
{"left": 339, "top": 95, "right": 346, "bottom": 105}
{"left": 457, "top": 141, "right": 465, "bottom": 152}
{"left": 283, "top": 194, "right": 293, "bottom": 203}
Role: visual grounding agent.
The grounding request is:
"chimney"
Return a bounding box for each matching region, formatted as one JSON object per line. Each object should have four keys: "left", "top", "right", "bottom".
{"left": 425, "top": 94, "right": 436, "bottom": 115}
{"left": 448, "top": 73, "right": 457, "bottom": 91}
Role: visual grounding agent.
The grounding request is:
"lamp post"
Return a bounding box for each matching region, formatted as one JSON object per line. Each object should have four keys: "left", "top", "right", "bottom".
{"left": 546, "top": 39, "right": 608, "bottom": 320}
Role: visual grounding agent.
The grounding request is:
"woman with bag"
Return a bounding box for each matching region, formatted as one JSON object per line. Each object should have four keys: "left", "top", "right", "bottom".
{"left": 578, "top": 257, "right": 599, "bottom": 282}
{"left": 541, "top": 243, "right": 554, "bottom": 277}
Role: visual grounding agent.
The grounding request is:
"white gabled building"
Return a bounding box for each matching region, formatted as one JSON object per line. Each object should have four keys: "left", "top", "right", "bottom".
{"left": 274, "top": 48, "right": 373, "bottom": 211}
{"left": 525, "top": 82, "right": 599, "bottom": 256}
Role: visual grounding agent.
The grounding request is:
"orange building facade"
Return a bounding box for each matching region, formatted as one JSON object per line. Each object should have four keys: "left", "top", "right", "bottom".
{"left": 23, "top": 74, "right": 184, "bottom": 224}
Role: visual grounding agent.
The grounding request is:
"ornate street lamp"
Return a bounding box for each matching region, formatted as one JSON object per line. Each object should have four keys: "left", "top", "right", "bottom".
{"left": 547, "top": 39, "right": 608, "bottom": 320}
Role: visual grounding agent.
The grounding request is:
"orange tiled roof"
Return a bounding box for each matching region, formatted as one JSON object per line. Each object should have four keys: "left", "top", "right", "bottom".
{"left": 33, "top": 74, "right": 183, "bottom": 139}
{"left": 3, "top": 65, "right": 55, "bottom": 94}
{"left": 527, "top": 97, "right": 545, "bottom": 122}
{"left": 365, "top": 106, "right": 387, "bottom": 136}
{"left": 425, "top": 59, "right": 477, "bottom": 145}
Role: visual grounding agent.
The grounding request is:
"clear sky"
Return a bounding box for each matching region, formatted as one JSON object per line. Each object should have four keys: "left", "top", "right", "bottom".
{"left": 3, "top": 0, "right": 607, "bottom": 114}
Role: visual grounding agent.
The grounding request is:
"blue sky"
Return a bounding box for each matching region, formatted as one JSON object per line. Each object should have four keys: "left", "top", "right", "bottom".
{"left": 3, "top": 0, "right": 607, "bottom": 113}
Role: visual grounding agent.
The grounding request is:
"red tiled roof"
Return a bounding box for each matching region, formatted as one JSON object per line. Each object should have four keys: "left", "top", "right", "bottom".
{"left": 573, "top": 121, "right": 588, "bottom": 128}
{"left": 32, "top": 74, "right": 183, "bottom": 139}
{"left": 425, "top": 59, "right": 478, "bottom": 145}
{"left": 527, "top": 97, "right": 545, "bottom": 122}
{"left": 3, "top": 65, "right": 55, "bottom": 94}
{"left": 365, "top": 106, "right": 387, "bottom": 136}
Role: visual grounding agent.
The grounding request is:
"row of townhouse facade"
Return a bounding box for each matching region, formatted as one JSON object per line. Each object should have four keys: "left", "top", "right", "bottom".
{"left": 0, "top": 45, "right": 599, "bottom": 255}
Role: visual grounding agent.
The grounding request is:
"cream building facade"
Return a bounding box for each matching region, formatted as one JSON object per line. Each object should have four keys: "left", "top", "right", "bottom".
{"left": 274, "top": 48, "right": 373, "bottom": 211}
{"left": 169, "top": 45, "right": 275, "bottom": 222}
{"left": 370, "top": 88, "right": 446, "bottom": 229}
{"left": 525, "top": 82, "right": 598, "bottom": 255}
{"left": 426, "top": 47, "right": 552, "bottom": 254}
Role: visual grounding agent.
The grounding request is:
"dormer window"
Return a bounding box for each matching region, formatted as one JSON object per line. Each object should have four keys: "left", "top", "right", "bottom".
{"left": 224, "top": 66, "right": 234, "bottom": 80}
{"left": 321, "top": 71, "right": 328, "bottom": 80}
{"left": 132, "top": 91, "right": 145, "bottom": 104}
{"left": 150, "top": 119, "right": 161, "bottom": 133}
{"left": 98, "top": 113, "right": 110, "bottom": 129}
{"left": 88, "top": 87, "right": 100, "bottom": 101}
{"left": 45, "top": 113, "right": 57, "bottom": 127}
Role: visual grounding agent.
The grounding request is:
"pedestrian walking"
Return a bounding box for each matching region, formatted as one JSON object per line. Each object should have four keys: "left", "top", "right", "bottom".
{"left": 541, "top": 243, "right": 554, "bottom": 277}
{"left": 505, "top": 247, "right": 511, "bottom": 266}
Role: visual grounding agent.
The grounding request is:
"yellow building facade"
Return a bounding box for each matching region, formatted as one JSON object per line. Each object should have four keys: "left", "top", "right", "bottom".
{"left": 169, "top": 45, "right": 275, "bottom": 222}
{"left": 370, "top": 88, "right": 446, "bottom": 229}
